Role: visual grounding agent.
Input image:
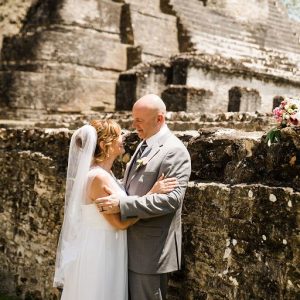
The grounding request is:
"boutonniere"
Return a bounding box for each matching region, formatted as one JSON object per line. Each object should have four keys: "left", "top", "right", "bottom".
{"left": 136, "top": 156, "right": 149, "bottom": 170}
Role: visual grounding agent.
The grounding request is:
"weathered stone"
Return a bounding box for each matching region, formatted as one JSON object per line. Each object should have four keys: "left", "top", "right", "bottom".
{"left": 2, "top": 29, "right": 128, "bottom": 71}
{"left": 187, "top": 128, "right": 263, "bottom": 182}
{"left": 22, "top": 0, "right": 123, "bottom": 35}
{"left": 125, "top": 0, "right": 178, "bottom": 60}
{"left": 0, "top": 0, "right": 33, "bottom": 50}
{"left": 0, "top": 66, "right": 120, "bottom": 111}
{"left": 116, "top": 53, "right": 300, "bottom": 113}
{"left": 162, "top": 85, "right": 213, "bottom": 112}
{"left": 176, "top": 182, "right": 299, "bottom": 300}
{"left": 0, "top": 127, "right": 299, "bottom": 299}
{"left": 171, "top": 54, "right": 300, "bottom": 113}
{"left": 116, "top": 61, "right": 172, "bottom": 110}
{"left": 0, "top": 0, "right": 135, "bottom": 112}
{"left": 186, "top": 126, "right": 300, "bottom": 190}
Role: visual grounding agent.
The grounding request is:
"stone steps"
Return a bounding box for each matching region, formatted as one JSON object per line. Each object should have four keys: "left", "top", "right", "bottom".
{"left": 182, "top": 9, "right": 300, "bottom": 54}
{"left": 1, "top": 28, "right": 128, "bottom": 71}
{"left": 0, "top": 109, "right": 274, "bottom": 132}
{"left": 180, "top": 16, "right": 262, "bottom": 46}
{"left": 171, "top": 0, "right": 300, "bottom": 64}
{"left": 176, "top": 7, "right": 255, "bottom": 38}
{"left": 188, "top": 32, "right": 264, "bottom": 59}
{"left": 125, "top": 1, "right": 179, "bottom": 59}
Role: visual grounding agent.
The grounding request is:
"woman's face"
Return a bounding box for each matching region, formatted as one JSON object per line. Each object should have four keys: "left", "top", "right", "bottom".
{"left": 110, "top": 133, "right": 125, "bottom": 157}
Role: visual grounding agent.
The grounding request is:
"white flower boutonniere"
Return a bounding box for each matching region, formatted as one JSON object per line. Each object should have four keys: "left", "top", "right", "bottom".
{"left": 136, "top": 156, "right": 149, "bottom": 170}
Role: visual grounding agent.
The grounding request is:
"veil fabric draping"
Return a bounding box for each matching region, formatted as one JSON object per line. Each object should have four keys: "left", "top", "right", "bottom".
{"left": 54, "top": 124, "right": 128, "bottom": 300}
{"left": 53, "top": 125, "right": 97, "bottom": 287}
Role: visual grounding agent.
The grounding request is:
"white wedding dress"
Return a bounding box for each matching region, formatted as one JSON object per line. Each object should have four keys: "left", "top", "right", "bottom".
{"left": 61, "top": 166, "right": 128, "bottom": 300}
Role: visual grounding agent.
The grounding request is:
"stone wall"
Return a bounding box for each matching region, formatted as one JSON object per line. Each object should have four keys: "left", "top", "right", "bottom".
{"left": 0, "top": 110, "right": 274, "bottom": 133}
{"left": 1, "top": 0, "right": 300, "bottom": 115}
{"left": 0, "top": 126, "right": 299, "bottom": 299}
{"left": 0, "top": 0, "right": 181, "bottom": 114}
{"left": 123, "top": 0, "right": 178, "bottom": 61}
{"left": 0, "top": 0, "right": 133, "bottom": 112}
{"left": 0, "top": 0, "right": 33, "bottom": 49}
{"left": 116, "top": 53, "right": 300, "bottom": 113}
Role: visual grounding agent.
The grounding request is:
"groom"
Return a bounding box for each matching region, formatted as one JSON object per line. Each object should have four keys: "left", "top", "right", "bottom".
{"left": 96, "top": 94, "right": 191, "bottom": 300}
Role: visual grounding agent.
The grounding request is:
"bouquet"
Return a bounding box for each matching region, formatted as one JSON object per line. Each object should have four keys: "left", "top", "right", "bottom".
{"left": 266, "top": 97, "right": 300, "bottom": 146}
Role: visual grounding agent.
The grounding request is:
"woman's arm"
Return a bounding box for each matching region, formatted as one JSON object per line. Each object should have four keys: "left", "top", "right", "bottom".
{"left": 146, "top": 174, "right": 178, "bottom": 195}
{"left": 90, "top": 173, "right": 178, "bottom": 229}
{"left": 89, "top": 173, "right": 137, "bottom": 230}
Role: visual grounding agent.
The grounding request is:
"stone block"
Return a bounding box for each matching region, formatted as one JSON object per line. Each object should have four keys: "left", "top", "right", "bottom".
{"left": 162, "top": 85, "right": 213, "bottom": 112}
{"left": 23, "top": 0, "right": 123, "bottom": 35}
{"left": 115, "top": 62, "right": 172, "bottom": 110}
{"left": 0, "top": 66, "right": 119, "bottom": 111}
{"left": 125, "top": 0, "right": 160, "bottom": 13}
{"left": 129, "top": 9, "right": 178, "bottom": 58}
{"left": 2, "top": 29, "right": 128, "bottom": 71}
{"left": 187, "top": 128, "right": 263, "bottom": 181}
{"left": 181, "top": 181, "right": 299, "bottom": 300}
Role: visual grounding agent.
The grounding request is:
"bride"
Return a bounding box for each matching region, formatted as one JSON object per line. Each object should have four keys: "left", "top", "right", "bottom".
{"left": 53, "top": 120, "right": 177, "bottom": 300}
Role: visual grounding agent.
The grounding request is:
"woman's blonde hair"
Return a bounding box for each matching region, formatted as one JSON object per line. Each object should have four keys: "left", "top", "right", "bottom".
{"left": 90, "top": 119, "right": 121, "bottom": 163}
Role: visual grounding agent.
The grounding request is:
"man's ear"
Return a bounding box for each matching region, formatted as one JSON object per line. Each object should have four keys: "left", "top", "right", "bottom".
{"left": 157, "top": 113, "right": 164, "bottom": 124}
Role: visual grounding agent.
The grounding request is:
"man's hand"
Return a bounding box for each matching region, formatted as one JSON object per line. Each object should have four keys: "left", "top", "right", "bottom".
{"left": 95, "top": 186, "right": 120, "bottom": 214}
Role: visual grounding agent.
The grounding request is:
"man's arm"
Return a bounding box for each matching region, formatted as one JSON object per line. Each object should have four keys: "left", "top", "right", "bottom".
{"left": 119, "top": 146, "right": 191, "bottom": 219}
{"left": 97, "top": 145, "right": 191, "bottom": 219}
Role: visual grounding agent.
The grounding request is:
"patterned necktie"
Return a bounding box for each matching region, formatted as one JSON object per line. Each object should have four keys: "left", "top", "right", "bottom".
{"left": 135, "top": 140, "right": 147, "bottom": 162}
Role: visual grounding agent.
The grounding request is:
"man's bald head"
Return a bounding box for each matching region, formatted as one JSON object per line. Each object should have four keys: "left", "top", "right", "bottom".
{"left": 132, "top": 94, "right": 167, "bottom": 139}
{"left": 133, "top": 94, "right": 166, "bottom": 115}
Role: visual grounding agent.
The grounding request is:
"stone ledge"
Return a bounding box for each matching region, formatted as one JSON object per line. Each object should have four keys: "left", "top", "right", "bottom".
{"left": 0, "top": 126, "right": 299, "bottom": 189}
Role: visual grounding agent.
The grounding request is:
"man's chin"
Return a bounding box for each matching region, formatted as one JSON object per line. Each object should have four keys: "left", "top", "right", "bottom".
{"left": 137, "top": 132, "right": 144, "bottom": 139}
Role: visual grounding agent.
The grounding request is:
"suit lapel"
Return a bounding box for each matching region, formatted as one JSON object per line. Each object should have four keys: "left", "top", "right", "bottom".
{"left": 124, "top": 130, "right": 173, "bottom": 190}
{"left": 123, "top": 144, "right": 143, "bottom": 185}
{"left": 125, "top": 144, "right": 160, "bottom": 189}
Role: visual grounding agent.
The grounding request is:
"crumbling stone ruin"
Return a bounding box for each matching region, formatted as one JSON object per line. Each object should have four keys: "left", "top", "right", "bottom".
{"left": 1, "top": 0, "right": 300, "bottom": 116}
{"left": 0, "top": 0, "right": 299, "bottom": 299}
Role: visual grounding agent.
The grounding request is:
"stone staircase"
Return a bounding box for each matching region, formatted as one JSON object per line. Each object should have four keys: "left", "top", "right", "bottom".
{"left": 170, "top": 0, "right": 300, "bottom": 79}
{"left": 1, "top": 0, "right": 300, "bottom": 116}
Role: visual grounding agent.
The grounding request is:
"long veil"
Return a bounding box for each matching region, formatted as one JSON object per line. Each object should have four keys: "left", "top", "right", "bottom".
{"left": 53, "top": 125, "right": 97, "bottom": 287}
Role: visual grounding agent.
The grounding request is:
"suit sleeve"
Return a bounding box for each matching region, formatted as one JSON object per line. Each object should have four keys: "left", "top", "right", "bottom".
{"left": 119, "top": 145, "right": 191, "bottom": 220}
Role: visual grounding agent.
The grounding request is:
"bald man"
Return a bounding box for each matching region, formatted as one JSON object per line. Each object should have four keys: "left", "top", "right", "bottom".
{"left": 96, "top": 94, "right": 191, "bottom": 300}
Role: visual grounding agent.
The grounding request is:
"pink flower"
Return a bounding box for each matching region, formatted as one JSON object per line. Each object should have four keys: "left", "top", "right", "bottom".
{"left": 273, "top": 107, "right": 282, "bottom": 119}
{"left": 280, "top": 100, "right": 287, "bottom": 108}
{"left": 290, "top": 111, "right": 300, "bottom": 125}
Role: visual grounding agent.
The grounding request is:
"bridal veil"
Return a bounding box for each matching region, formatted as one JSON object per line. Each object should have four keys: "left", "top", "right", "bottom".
{"left": 53, "top": 125, "right": 97, "bottom": 287}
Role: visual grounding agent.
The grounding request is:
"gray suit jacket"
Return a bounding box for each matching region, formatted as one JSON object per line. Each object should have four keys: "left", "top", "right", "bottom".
{"left": 120, "top": 129, "right": 191, "bottom": 274}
